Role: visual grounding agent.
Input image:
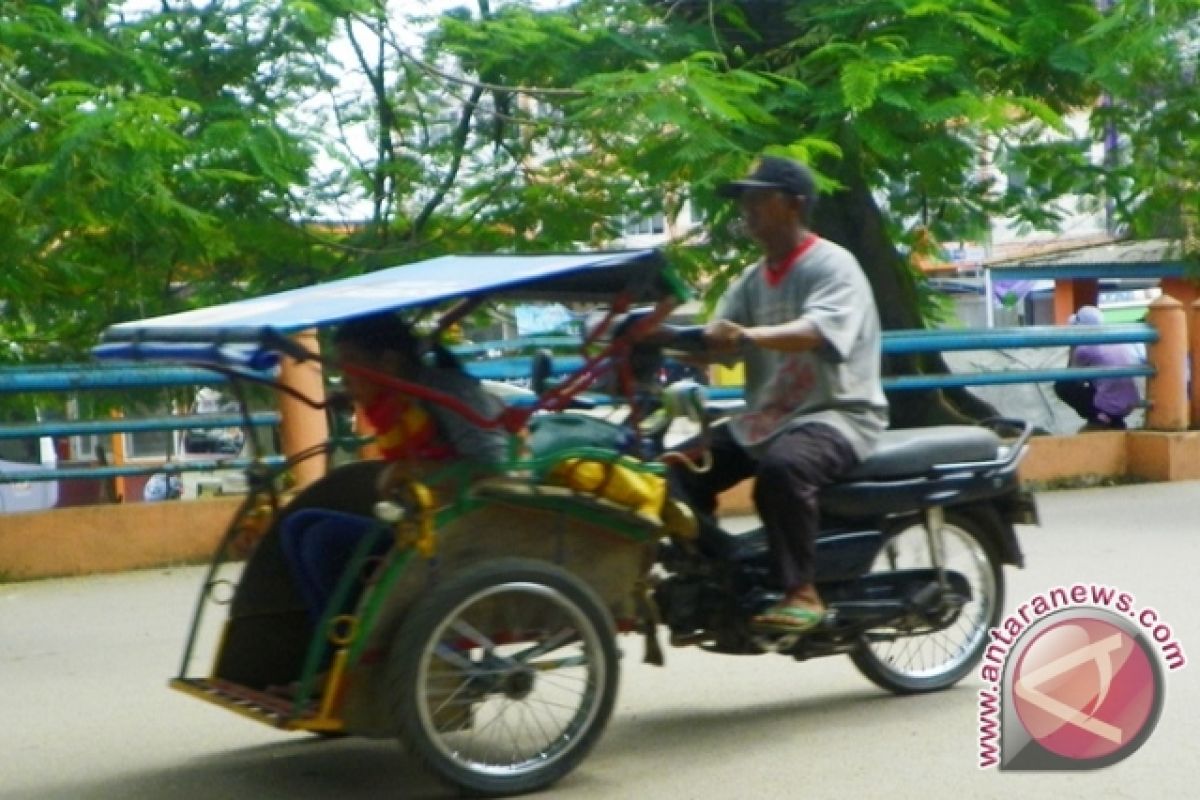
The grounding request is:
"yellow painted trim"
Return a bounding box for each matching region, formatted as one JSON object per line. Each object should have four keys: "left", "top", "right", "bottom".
{"left": 290, "top": 716, "right": 347, "bottom": 734}
{"left": 109, "top": 409, "right": 126, "bottom": 502}
{"left": 293, "top": 650, "right": 349, "bottom": 733}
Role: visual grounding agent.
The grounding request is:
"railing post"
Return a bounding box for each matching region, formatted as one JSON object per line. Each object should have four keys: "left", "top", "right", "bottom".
{"left": 277, "top": 330, "right": 329, "bottom": 490}
{"left": 108, "top": 408, "right": 127, "bottom": 502}
{"left": 1146, "top": 295, "right": 1189, "bottom": 431}
{"left": 1192, "top": 299, "right": 1200, "bottom": 428}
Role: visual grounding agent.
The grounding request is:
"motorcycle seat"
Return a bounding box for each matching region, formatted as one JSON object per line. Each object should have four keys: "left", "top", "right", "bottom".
{"left": 842, "top": 425, "right": 1002, "bottom": 481}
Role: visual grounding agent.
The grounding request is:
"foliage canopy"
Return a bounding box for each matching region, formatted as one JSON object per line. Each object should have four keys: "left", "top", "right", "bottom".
{"left": 4, "top": 0, "right": 1200, "bottom": 367}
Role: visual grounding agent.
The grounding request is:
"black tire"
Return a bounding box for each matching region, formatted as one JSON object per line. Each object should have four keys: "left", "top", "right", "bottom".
{"left": 387, "top": 558, "right": 620, "bottom": 797}
{"left": 849, "top": 507, "right": 1005, "bottom": 695}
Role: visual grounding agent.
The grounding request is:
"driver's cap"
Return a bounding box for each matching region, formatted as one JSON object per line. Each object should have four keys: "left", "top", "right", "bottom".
{"left": 717, "top": 156, "right": 817, "bottom": 202}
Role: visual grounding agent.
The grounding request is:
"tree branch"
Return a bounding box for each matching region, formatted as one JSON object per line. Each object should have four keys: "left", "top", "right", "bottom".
{"left": 368, "top": 17, "right": 586, "bottom": 99}
{"left": 409, "top": 83, "right": 486, "bottom": 239}
{"left": 345, "top": 16, "right": 399, "bottom": 237}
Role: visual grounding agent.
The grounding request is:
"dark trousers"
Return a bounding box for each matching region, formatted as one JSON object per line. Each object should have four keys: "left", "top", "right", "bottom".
{"left": 670, "top": 422, "right": 859, "bottom": 591}
{"left": 280, "top": 509, "right": 390, "bottom": 623}
{"left": 1053, "top": 380, "right": 1126, "bottom": 429}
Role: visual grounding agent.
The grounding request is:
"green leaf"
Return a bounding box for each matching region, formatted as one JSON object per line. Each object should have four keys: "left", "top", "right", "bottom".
{"left": 841, "top": 60, "right": 879, "bottom": 112}
{"left": 690, "top": 80, "right": 746, "bottom": 122}
{"left": 1048, "top": 43, "right": 1092, "bottom": 75}
{"left": 952, "top": 12, "right": 1021, "bottom": 54}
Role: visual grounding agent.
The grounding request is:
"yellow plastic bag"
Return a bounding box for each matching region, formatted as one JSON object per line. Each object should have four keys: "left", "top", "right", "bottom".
{"left": 547, "top": 458, "right": 667, "bottom": 521}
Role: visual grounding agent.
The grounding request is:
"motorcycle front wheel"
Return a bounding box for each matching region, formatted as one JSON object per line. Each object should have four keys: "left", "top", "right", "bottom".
{"left": 386, "top": 558, "right": 620, "bottom": 797}
{"left": 849, "top": 507, "right": 1004, "bottom": 694}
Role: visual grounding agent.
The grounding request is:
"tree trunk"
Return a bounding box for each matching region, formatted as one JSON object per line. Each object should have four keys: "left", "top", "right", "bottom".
{"left": 812, "top": 140, "right": 998, "bottom": 428}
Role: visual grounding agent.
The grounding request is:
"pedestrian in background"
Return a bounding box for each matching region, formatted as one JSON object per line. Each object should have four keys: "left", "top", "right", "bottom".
{"left": 1053, "top": 305, "right": 1141, "bottom": 430}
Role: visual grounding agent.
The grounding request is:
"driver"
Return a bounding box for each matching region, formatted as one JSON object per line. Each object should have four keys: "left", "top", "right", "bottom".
{"left": 671, "top": 155, "right": 888, "bottom": 632}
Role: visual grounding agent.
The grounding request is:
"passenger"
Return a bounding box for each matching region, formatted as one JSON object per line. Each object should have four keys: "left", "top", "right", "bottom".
{"left": 1053, "top": 305, "right": 1141, "bottom": 430}
{"left": 282, "top": 313, "right": 508, "bottom": 622}
{"left": 333, "top": 313, "right": 508, "bottom": 469}
{"left": 669, "top": 156, "right": 888, "bottom": 633}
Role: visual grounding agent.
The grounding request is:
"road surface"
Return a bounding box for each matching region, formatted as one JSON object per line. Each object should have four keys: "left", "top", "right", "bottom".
{"left": 3, "top": 481, "right": 1197, "bottom": 799}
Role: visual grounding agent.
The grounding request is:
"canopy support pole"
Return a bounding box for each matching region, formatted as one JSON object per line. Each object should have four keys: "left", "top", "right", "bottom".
{"left": 277, "top": 330, "right": 329, "bottom": 490}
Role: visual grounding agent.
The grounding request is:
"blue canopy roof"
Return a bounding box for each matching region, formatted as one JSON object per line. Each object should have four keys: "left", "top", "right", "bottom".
{"left": 95, "top": 250, "right": 680, "bottom": 366}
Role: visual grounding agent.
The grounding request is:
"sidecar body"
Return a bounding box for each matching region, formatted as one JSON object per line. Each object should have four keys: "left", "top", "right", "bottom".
{"left": 95, "top": 250, "right": 689, "bottom": 795}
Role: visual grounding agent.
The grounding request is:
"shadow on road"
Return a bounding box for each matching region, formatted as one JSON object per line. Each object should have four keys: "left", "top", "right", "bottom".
{"left": 15, "top": 736, "right": 452, "bottom": 800}
{"left": 599, "top": 686, "right": 930, "bottom": 762}
{"left": 14, "top": 684, "right": 935, "bottom": 800}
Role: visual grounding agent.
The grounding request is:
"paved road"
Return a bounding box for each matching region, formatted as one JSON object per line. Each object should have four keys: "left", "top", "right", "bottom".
{"left": 3, "top": 482, "right": 1198, "bottom": 800}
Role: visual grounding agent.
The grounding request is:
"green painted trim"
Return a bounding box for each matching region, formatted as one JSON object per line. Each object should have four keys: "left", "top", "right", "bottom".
{"left": 295, "top": 520, "right": 394, "bottom": 709}
{"left": 346, "top": 547, "right": 417, "bottom": 665}
{"left": 342, "top": 498, "right": 475, "bottom": 666}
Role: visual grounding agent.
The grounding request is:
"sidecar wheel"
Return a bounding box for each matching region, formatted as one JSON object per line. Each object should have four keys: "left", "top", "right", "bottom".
{"left": 386, "top": 558, "right": 619, "bottom": 797}
{"left": 849, "top": 508, "right": 1004, "bottom": 694}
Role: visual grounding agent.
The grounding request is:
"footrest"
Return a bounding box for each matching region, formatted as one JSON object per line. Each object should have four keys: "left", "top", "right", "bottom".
{"left": 170, "top": 677, "right": 300, "bottom": 729}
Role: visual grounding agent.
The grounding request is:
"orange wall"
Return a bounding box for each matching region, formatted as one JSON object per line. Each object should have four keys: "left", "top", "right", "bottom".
{"left": 4, "top": 430, "right": 1199, "bottom": 581}
{"left": 0, "top": 498, "right": 241, "bottom": 580}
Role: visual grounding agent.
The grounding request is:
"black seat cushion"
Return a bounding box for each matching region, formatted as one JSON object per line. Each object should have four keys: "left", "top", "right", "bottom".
{"left": 846, "top": 426, "right": 1001, "bottom": 480}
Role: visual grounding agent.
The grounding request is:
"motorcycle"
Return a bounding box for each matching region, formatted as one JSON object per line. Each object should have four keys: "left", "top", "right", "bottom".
{"left": 535, "top": 320, "right": 1037, "bottom": 694}
{"left": 95, "top": 248, "right": 1038, "bottom": 797}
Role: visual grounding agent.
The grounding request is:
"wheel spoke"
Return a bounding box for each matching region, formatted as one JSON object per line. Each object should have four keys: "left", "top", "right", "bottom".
{"left": 448, "top": 619, "right": 511, "bottom": 664}
{"left": 432, "top": 642, "right": 474, "bottom": 671}
{"left": 526, "top": 654, "right": 588, "bottom": 672}
{"left": 512, "top": 626, "right": 579, "bottom": 664}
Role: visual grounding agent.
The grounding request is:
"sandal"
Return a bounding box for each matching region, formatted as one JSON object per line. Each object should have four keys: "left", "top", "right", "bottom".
{"left": 752, "top": 602, "right": 825, "bottom": 632}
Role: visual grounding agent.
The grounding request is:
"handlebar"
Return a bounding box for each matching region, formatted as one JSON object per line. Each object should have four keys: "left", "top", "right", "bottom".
{"left": 653, "top": 324, "right": 710, "bottom": 355}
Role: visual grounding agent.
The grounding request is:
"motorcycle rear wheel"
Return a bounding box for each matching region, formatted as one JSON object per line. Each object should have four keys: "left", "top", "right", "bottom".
{"left": 849, "top": 507, "right": 1004, "bottom": 694}
{"left": 386, "top": 558, "right": 619, "bottom": 797}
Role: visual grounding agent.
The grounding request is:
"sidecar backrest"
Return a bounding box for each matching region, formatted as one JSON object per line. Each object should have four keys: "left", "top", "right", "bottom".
{"left": 527, "top": 413, "right": 631, "bottom": 458}
{"left": 844, "top": 425, "right": 1002, "bottom": 481}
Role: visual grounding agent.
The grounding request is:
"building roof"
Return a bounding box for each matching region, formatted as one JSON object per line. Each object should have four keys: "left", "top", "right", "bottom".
{"left": 989, "top": 238, "right": 1193, "bottom": 280}
{"left": 1012, "top": 237, "right": 1185, "bottom": 266}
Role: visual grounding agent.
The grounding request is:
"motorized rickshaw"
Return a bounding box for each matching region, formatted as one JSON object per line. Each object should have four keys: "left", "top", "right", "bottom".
{"left": 95, "top": 249, "right": 1037, "bottom": 797}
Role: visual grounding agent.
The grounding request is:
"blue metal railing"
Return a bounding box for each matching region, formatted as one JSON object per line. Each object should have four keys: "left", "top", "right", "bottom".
{"left": 0, "top": 363, "right": 272, "bottom": 394}
{"left": 0, "top": 322, "right": 1157, "bottom": 489}
{"left": 881, "top": 324, "right": 1156, "bottom": 354}
{"left": 0, "top": 362, "right": 281, "bottom": 489}
{"left": 878, "top": 324, "right": 1155, "bottom": 389}
{"left": 0, "top": 413, "right": 279, "bottom": 440}
{"left": 7, "top": 457, "right": 286, "bottom": 484}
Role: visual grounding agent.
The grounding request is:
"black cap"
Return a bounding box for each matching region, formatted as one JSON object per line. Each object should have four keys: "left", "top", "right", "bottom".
{"left": 717, "top": 156, "right": 817, "bottom": 202}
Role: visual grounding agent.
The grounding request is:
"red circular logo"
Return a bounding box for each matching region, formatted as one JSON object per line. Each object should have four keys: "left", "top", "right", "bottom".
{"left": 1012, "top": 617, "right": 1157, "bottom": 761}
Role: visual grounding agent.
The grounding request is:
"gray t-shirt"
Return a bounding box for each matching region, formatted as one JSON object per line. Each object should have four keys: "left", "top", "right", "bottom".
{"left": 418, "top": 366, "right": 510, "bottom": 465}
{"left": 716, "top": 237, "right": 888, "bottom": 459}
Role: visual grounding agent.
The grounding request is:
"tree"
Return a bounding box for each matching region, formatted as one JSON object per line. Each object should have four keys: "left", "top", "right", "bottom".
{"left": 331, "top": 0, "right": 1199, "bottom": 425}
{"left": 8, "top": 0, "right": 1200, "bottom": 429}
{"left": 0, "top": 0, "right": 334, "bottom": 363}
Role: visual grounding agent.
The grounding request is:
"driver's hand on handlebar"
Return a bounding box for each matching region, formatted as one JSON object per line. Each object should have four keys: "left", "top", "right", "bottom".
{"left": 704, "top": 319, "right": 748, "bottom": 353}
